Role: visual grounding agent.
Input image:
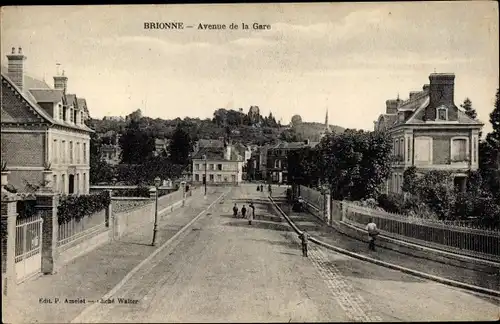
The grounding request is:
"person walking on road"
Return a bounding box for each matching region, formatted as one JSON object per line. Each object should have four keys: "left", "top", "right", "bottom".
{"left": 260, "top": 184, "right": 264, "bottom": 192}
{"left": 298, "top": 231, "right": 309, "bottom": 257}
{"left": 233, "top": 203, "right": 239, "bottom": 218}
{"left": 268, "top": 184, "right": 272, "bottom": 196}
{"left": 248, "top": 202, "right": 255, "bottom": 224}
{"left": 241, "top": 205, "right": 247, "bottom": 219}
{"left": 366, "top": 218, "right": 379, "bottom": 251}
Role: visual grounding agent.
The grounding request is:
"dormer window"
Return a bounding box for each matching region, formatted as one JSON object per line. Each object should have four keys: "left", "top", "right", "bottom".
{"left": 437, "top": 107, "right": 448, "bottom": 121}
{"left": 73, "top": 109, "right": 78, "bottom": 124}
{"left": 58, "top": 104, "right": 63, "bottom": 120}
{"left": 70, "top": 108, "right": 75, "bottom": 123}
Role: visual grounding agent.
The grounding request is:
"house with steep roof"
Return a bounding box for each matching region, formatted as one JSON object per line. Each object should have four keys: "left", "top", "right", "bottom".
{"left": 374, "top": 73, "right": 484, "bottom": 194}
{"left": 191, "top": 143, "right": 243, "bottom": 185}
{"left": 1, "top": 47, "right": 93, "bottom": 194}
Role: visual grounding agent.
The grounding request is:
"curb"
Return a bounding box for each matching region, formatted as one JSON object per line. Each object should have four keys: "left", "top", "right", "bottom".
{"left": 268, "top": 196, "right": 500, "bottom": 299}
{"left": 71, "top": 191, "right": 228, "bottom": 323}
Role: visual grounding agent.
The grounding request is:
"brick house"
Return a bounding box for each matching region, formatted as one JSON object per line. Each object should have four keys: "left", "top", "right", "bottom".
{"left": 1, "top": 47, "right": 93, "bottom": 194}
{"left": 374, "top": 73, "right": 484, "bottom": 194}
{"left": 267, "top": 140, "right": 319, "bottom": 184}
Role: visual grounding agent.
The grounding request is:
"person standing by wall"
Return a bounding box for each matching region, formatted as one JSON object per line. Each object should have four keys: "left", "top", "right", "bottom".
{"left": 248, "top": 202, "right": 255, "bottom": 224}
{"left": 233, "top": 203, "right": 239, "bottom": 218}
{"left": 298, "top": 231, "right": 309, "bottom": 257}
{"left": 241, "top": 205, "right": 247, "bottom": 219}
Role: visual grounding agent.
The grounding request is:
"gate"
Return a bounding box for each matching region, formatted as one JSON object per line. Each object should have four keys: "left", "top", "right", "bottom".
{"left": 15, "top": 215, "right": 43, "bottom": 283}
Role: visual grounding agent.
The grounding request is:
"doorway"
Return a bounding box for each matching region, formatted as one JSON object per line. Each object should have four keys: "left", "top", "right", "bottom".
{"left": 68, "top": 174, "right": 75, "bottom": 194}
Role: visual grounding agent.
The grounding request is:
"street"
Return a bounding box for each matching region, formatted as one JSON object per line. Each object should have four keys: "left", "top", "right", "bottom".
{"left": 74, "top": 184, "right": 499, "bottom": 323}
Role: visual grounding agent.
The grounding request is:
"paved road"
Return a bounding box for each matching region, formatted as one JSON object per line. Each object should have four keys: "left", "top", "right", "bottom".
{"left": 75, "top": 184, "right": 499, "bottom": 323}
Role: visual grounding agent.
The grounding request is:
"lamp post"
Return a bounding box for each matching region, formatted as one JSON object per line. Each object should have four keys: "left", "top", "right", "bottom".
{"left": 203, "top": 154, "right": 207, "bottom": 198}
{"left": 151, "top": 176, "right": 161, "bottom": 246}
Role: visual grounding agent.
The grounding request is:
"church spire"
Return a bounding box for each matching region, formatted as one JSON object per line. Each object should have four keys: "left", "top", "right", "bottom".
{"left": 324, "top": 109, "right": 330, "bottom": 133}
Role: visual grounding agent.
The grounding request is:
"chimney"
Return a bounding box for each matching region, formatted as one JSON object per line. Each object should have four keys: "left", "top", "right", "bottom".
{"left": 54, "top": 68, "right": 68, "bottom": 93}
{"left": 385, "top": 99, "right": 399, "bottom": 114}
{"left": 409, "top": 91, "right": 420, "bottom": 100}
{"left": 422, "top": 84, "right": 430, "bottom": 92}
{"left": 429, "top": 73, "right": 455, "bottom": 107}
{"left": 225, "top": 145, "right": 231, "bottom": 160}
{"left": 7, "top": 47, "right": 26, "bottom": 91}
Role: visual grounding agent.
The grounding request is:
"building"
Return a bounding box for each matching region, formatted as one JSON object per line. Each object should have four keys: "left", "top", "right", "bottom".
{"left": 154, "top": 138, "right": 170, "bottom": 157}
{"left": 267, "top": 140, "right": 319, "bottom": 183}
{"left": 374, "top": 73, "right": 484, "bottom": 194}
{"left": 191, "top": 144, "right": 243, "bottom": 185}
{"left": 1, "top": 47, "right": 93, "bottom": 194}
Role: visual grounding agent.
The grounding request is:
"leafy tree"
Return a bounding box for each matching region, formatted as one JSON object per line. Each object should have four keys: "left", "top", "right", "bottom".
{"left": 460, "top": 98, "right": 477, "bottom": 119}
{"left": 119, "top": 119, "right": 155, "bottom": 164}
{"left": 168, "top": 125, "right": 191, "bottom": 165}
{"left": 402, "top": 166, "right": 418, "bottom": 194}
{"left": 89, "top": 131, "right": 114, "bottom": 184}
{"left": 479, "top": 88, "right": 500, "bottom": 198}
{"left": 279, "top": 128, "right": 302, "bottom": 142}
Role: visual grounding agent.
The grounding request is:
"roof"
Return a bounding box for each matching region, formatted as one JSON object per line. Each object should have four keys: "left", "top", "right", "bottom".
{"left": 1, "top": 65, "right": 51, "bottom": 89}
{"left": 66, "top": 94, "right": 77, "bottom": 107}
{"left": 77, "top": 98, "right": 89, "bottom": 115}
{"left": 192, "top": 145, "right": 241, "bottom": 161}
{"left": 28, "top": 89, "right": 64, "bottom": 103}
{"left": 198, "top": 139, "right": 224, "bottom": 148}
{"left": 270, "top": 141, "right": 319, "bottom": 150}
{"left": 1, "top": 72, "right": 94, "bottom": 132}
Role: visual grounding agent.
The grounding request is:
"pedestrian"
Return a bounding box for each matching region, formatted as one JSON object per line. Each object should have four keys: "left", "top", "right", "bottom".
{"left": 268, "top": 184, "right": 272, "bottom": 196}
{"left": 298, "top": 231, "right": 309, "bottom": 257}
{"left": 241, "top": 205, "right": 247, "bottom": 219}
{"left": 260, "top": 184, "right": 263, "bottom": 192}
{"left": 366, "top": 218, "right": 379, "bottom": 251}
{"left": 248, "top": 202, "right": 255, "bottom": 224}
{"left": 233, "top": 203, "right": 239, "bottom": 218}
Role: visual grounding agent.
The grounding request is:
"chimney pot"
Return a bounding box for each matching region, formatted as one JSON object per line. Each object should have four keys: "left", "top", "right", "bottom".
{"left": 18, "top": 47, "right": 22, "bottom": 54}
{"left": 11, "top": 47, "right": 15, "bottom": 54}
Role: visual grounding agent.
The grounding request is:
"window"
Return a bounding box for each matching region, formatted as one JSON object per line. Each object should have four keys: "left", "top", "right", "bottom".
{"left": 473, "top": 138, "right": 477, "bottom": 163}
{"left": 394, "top": 139, "right": 399, "bottom": 156}
{"left": 53, "top": 139, "right": 58, "bottom": 163}
{"left": 61, "top": 174, "right": 66, "bottom": 193}
{"left": 195, "top": 174, "right": 200, "bottom": 182}
{"left": 83, "top": 173, "right": 86, "bottom": 193}
{"left": 70, "top": 108, "right": 74, "bottom": 123}
{"left": 231, "top": 175, "right": 236, "bottom": 182}
{"left": 209, "top": 164, "right": 214, "bottom": 171}
{"left": 73, "top": 109, "right": 78, "bottom": 124}
{"left": 58, "top": 104, "right": 63, "bottom": 120}
{"left": 76, "top": 174, "right": 80, "bottom": 193}
{"left": 217, "top": 174, "right": 222, "bottom": 182}
{"left": 69, "top": 141, "right": 74, "bottom": 164}
{"left": 63, "top": 107, "right": 67, "bottom": 121}
{"left": 80, "top": 111, "right": 84, "bottom": 124}
{"left": 451, "top": 138, "right": 467, "bottom": 162}
{"left": 437, "top": 107, "right": 447, "bottom": 121}
{"left": 399, "top": 174, "right": 403, "bottom": 193}
{"left": 209, "top": 174, "right": 214, "bottom": 182}
{"left": 399, "top": 139, "right": 404, "bottom": 159}
{"left": 407, "top": 138, "right": 411, "bottom": 162}
{"left": 217, "top": 164, "right": 222, "bottom": 171}
{"left": 61, "top": 140, "right": 66, "bottom": 163}
{"left": 274, "top": 159, "right": 281, "bottom": 168}
{"left": 83, "top": 143, "right": 87, "bottom": 163}
{"left": 76, "top": 142, "right": 80, "bottom": 163}
{"left": 195, "top": 164, "right": 200, "bottom": 171}
{"left": 414, "top": 137, "right": 432, "bottom": 164}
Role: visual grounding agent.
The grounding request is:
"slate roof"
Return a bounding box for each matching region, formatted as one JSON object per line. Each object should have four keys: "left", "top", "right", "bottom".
{"left": 271, "top": 141, "right": 319, "bottom": 150}
{"left": 28, "top": 89, "right": 64, "bottom": 103}
{"left": 1, "top": 72, "right": 94, "bottom": 132}
{"left": 192, "top": 146, "right": 240, "bottom": 161}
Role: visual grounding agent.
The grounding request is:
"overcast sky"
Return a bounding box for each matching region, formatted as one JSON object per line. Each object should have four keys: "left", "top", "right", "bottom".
{"left": 1, "top": 3, "right": 498, "bottom": 133}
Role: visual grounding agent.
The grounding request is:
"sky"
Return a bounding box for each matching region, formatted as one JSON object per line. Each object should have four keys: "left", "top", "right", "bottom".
{"left": 1, "top": 2, "right": 498, "bottom": 134}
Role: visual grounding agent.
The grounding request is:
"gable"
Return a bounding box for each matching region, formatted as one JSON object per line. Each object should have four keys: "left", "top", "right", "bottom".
{"left": 1, "top": 77, "right": 48, "bottom": 124}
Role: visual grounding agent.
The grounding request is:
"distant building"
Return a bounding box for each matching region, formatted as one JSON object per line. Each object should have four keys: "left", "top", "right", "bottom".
{"left": 191, "top": 143, "right": 243, "bottom": 185}
{"left": 1, "top": 47, "right": 93, "bottom": 194}
{"left": 154, "top": 138, "right": 170, "bottom": 157}
{"left": 267, "top": 140, "right": 319, "bottom": 183}
{"left": 374, "top": 73, "right": 483, "bottom": 194}
{"left": 101, "top": 134, "right": 121, "bottom": 165}
{"left": 319, "top": 109, "right": 331, "bottom": 139}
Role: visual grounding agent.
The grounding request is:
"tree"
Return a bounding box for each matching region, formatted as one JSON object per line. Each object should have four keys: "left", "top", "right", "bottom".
{"left": 168, "top": 125, "right": 191, "bottom": 165}
{"left": 119, "top": 119, "right": 155, "bottom": 164}
{"left": 89, "top": 131, "right": 114, "bottom": 184}
{"left": 460, "top": 98, "right": 477, "bottom": 119}
{"left": 279, "top": 128, "right": 302, "bottom": 142}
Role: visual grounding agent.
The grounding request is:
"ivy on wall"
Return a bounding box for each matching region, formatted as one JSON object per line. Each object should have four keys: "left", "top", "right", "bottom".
{"left": 57, "top": 192, "right": 111, "bottom": 225}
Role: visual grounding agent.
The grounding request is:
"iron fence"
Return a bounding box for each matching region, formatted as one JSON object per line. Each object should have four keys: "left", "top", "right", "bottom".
{"left": 57, "top": 209, "right": 107, "bottom": 247}
{"left": 343, "top": 202, "right": 500, "bottom": 262}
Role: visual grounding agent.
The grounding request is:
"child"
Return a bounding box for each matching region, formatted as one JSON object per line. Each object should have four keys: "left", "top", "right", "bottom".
{"left": 298, "top": 231, "right": 309, "bottom": 257}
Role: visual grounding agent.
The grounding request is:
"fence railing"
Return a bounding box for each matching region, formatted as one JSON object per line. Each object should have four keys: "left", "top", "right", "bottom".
{"left": 57, "top": 209, "right": 107, "bottom": 248}
{"left": 15, "top": 214, "right": 43, "bottom": 262}
{"left": 300, "top": 185, "right": 325, "bottom": 211}
{"left": 343, "top": 202, "right": 500, "bottom": 262}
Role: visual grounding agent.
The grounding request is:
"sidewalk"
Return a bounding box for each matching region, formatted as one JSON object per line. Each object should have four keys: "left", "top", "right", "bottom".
{"left": 3, "top": 188, "right": 224, "bottom": 324}
{"left": 273, "top": 196, "right": 500, "bottom": 292}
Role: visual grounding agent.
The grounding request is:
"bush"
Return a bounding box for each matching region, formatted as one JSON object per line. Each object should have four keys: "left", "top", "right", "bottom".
{"left": 58, "top": 191, "right": 111, "bottom": 225}
{"left": 376, "top": 193, "right": 405, "bottom": 214}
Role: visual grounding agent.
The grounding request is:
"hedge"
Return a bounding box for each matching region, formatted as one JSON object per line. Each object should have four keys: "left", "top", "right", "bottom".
{"left": 58, "top": 191, "right": 111, "bottom": 225}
